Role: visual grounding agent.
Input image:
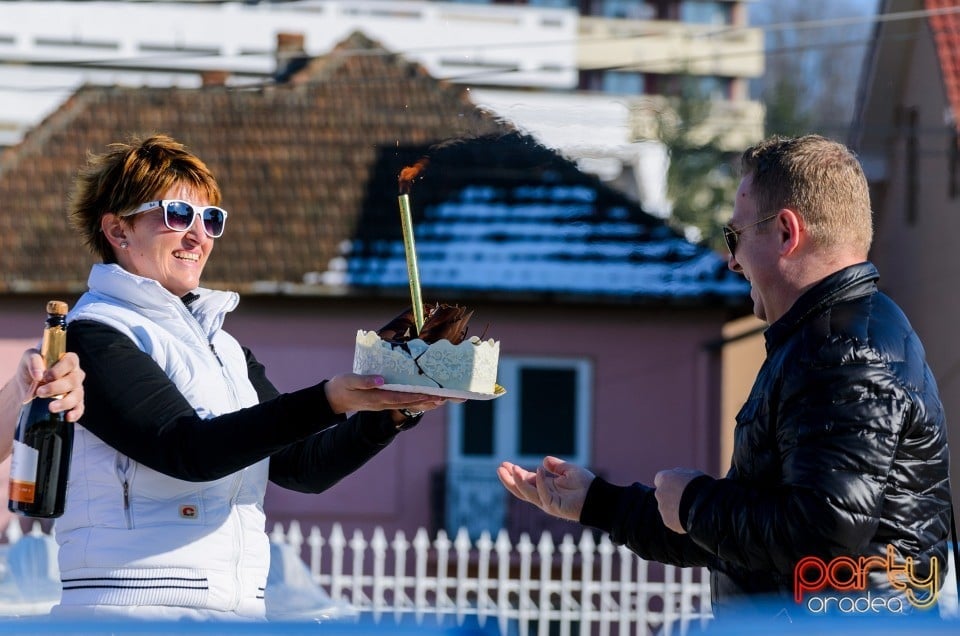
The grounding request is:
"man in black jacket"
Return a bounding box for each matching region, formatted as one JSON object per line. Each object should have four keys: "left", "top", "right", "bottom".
{"left": 497, "top": 135, "right": 953, "bottom": 621}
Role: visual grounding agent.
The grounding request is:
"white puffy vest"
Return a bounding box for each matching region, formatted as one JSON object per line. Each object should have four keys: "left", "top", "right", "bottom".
{"left": 55, "top": 264, "right": 267, "bottom": 617}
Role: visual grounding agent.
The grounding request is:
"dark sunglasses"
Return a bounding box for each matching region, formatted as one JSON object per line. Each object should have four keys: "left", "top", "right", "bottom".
{"left": 722, "top": 212, "right": 778, "bottom": 255}
{"left": 123, "top": 199, "right": 228, "bottom": 238}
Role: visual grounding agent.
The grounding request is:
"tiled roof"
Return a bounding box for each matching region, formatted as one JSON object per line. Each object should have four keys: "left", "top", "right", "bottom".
{"left": 928, "top": 0, "right": 960, "bottom": 130}
{"left": 334, "top": 132, "right": 748, "bottom": 303}
{"left": 0, "top": 31, "right": 747, "bottom": 307}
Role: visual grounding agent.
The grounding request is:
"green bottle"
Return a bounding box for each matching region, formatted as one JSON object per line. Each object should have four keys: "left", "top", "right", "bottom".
{"left": 8, "top": 300, "right": 73, "bottom": 518}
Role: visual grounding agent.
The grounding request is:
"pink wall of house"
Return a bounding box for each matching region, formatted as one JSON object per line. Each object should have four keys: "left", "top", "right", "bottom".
{"left": 0, "top": 293, "right": 733, "bottom": 539}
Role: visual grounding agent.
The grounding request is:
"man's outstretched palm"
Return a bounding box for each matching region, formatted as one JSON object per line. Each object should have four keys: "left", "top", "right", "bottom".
{"left": 497, "top": 455, "right": 595, "bottom": 522}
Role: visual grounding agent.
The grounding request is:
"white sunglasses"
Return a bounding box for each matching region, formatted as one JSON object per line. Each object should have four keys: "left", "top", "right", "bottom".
{"left": 123, "top": 199, "right": 228, "bottom": 238}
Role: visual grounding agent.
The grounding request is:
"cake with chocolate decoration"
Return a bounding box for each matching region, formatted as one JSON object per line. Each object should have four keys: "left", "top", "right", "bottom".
{"left": 353, "top": 303, "right": 501, "bottom": 397}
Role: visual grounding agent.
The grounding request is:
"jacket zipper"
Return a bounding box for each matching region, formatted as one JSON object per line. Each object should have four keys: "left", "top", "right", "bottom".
{"left": 116, "top": 454, "right": 133, "bottom": 529}
{"left": 209, "top": 341, "right": 243, "bottom": 410}
{"left": 210, "top": 340, "right": 247, "bottom": 608}
{"left": 122, "top": 480, "right": 132, "bottom": 529}
{"left": 209, "top": 342, "right": 223, "bottom": 366}
{"left": 187, "top": 300, "right": 247, "bottom": 606}
{"left": 176, "top": 294, "right": 242, "bottom": 410}
{"left": 229, "top": 471, "right": 244, "bottom": 609}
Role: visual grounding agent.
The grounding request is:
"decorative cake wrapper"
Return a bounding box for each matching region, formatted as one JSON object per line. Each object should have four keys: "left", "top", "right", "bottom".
{"left": 353, "top": 330, "right": 500, "bottom": 394}
{"left": 354, "top": 303, "right": 500, "bottom": 396}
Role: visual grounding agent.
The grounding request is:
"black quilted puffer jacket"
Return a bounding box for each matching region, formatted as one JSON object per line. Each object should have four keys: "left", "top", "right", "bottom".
{"left": 581, "top": 262, "right": 952, "bottom": 617}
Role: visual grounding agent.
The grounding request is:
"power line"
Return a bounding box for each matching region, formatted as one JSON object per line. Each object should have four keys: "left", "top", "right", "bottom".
{"left": 704, "top": 4, "right": 960, "bottom": 38}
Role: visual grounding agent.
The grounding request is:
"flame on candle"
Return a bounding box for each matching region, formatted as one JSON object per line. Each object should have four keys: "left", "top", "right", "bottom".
{"left": 398, "top": 157, "right": 430, "bottom": 195}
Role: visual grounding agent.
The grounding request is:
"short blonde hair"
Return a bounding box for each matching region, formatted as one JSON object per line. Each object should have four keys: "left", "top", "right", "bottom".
{"left": 741, "top": 135, "right": 872, "bottom": 255}
{"left": 69, "top": 134, "right": 221, "bottom": 263}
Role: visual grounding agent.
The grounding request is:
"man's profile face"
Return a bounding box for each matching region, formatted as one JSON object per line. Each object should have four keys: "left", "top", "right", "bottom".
{"left": 727, "top": 175, "right": 779, "bottom": 323}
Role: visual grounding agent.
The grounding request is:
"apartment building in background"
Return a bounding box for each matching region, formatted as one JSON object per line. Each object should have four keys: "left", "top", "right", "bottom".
{"left": 0, "top": 0, "right": 764, "bottom": 215}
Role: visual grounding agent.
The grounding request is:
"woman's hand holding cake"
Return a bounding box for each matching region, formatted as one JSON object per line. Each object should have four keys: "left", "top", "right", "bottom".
{"left": 323, "top": 373, "right": 445, "bottom": 415}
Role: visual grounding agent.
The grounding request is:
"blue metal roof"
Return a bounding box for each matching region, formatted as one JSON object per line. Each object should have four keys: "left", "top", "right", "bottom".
{"left": 335, "top": 133, "right": 749, "bottom": 305}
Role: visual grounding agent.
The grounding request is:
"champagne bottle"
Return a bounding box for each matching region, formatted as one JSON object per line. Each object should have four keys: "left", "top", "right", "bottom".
{"left": 8, "top": 300, "right": 73, "bottom": 518}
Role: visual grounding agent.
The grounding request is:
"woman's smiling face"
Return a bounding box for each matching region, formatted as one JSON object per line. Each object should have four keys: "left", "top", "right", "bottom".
{"left": 111, "top": 184, "right": 216, "bottom": 297}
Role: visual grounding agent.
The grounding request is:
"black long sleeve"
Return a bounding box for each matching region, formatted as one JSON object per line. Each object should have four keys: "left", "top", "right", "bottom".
{"left": 266, "top": 409, "right": 398, "bottom": 493}
{"left": 69, "top": 319, "right": 399, "bottom": 486}
{"left": 580, "top": 477, "right": 713, "bottom": 568}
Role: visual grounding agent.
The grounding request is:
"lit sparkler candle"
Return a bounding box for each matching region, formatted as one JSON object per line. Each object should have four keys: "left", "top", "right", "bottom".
{"left": 397, "top": 158, "right": 430, "bottom": 332}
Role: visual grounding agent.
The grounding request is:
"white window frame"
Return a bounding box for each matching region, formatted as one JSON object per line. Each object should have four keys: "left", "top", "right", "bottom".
{"left": 447, "top": 355, "right": 593, "bottom": 468}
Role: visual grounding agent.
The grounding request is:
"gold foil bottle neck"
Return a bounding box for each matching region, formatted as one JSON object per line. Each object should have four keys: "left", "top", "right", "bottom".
{"left": 41, "top": 300, "right": 68, "bottom": 370}
{"left": 47, "top": 300, "right": 68, "bottom": 316}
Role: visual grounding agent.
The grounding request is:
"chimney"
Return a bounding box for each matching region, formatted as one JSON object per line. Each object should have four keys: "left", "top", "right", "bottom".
{"left": 275, "top": 32, "right": 309, "bottom": 83}
{"left": 200, "top": 70, "right": 230, "bottom": 87}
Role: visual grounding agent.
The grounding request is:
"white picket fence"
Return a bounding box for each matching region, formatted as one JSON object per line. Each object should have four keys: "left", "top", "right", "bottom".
{"left": 269, "top": 521, "right": 713, "bottom": 635}
{"left": 0, "top": 519, "right": 712, "bottom": 634}
{"left": 5, "top": 520, "right": 959, "bottom": 632}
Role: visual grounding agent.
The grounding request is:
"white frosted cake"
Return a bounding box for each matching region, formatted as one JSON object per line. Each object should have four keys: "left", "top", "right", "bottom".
{"left": 353, "top": 330, "right": 500, "bottom": 394}
{"left": 352, "top": 303, "right": 500, "bottom": 395}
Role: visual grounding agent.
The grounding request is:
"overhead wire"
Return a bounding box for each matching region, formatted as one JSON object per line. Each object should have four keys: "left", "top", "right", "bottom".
{"left": 701, "top": 2, "right": 960, "bottom": 37}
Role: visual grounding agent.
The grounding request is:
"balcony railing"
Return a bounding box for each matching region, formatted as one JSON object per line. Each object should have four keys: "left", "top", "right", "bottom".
{"left": 578, "top": 16, "right": 763, "bottom": 79}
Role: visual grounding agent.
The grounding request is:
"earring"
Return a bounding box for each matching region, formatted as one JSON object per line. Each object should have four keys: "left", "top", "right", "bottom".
{"left": 120, "top": 241, "right": 128, "bottom": 249}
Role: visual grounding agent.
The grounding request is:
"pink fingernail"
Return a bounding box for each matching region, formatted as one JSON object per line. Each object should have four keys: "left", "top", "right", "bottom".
{"left": 374, "top": 376, "right": 384, "bottom": 386}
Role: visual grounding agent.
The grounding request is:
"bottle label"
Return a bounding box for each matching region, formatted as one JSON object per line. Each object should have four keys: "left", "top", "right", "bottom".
{"left": 8, "top": 438, "right": 39, "bottom": 504}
